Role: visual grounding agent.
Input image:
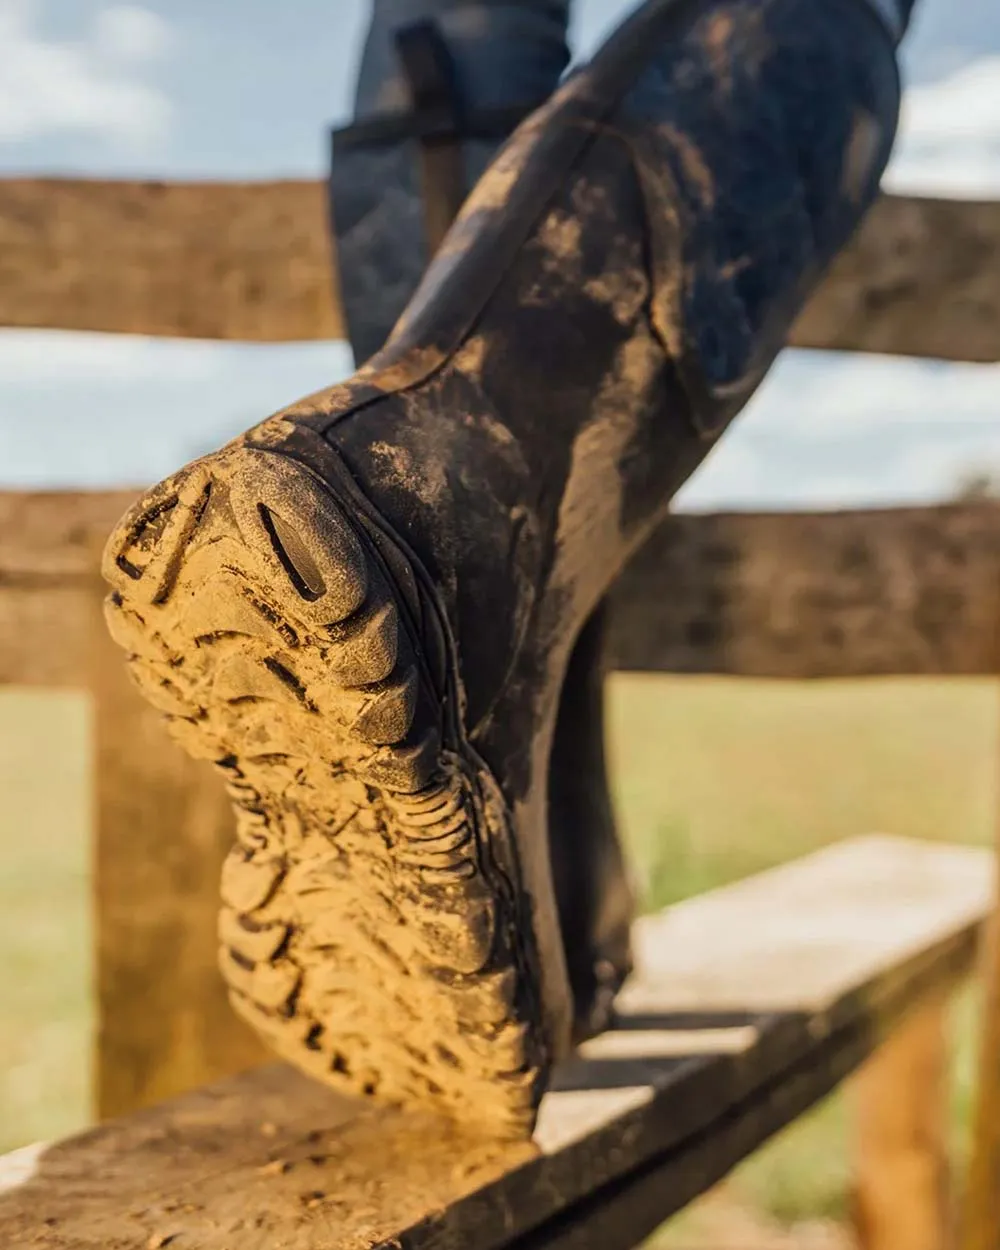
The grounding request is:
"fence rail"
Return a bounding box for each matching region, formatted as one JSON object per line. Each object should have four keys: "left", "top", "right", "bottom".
{"left": 7, "top": 493, "right": 1000, "bottom": 686}
{"left": 0, "top": 183, "right": 996, "bottom": 361}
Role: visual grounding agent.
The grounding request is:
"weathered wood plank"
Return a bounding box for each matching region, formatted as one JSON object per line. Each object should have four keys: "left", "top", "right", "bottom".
{"left": 7, "top": 495, "right": 1000, "bottom": 684}
{"left": 0, "top": 491, "right": 134, "bottom": 579}
{"left": 792, "top": 194, "right": 1000, "bottom": 363}
{"left": 609, "top": 503, "right": 1000, "bottom": 678}
{"left": 0, "top": 836, "right": 990, "bottom": 1250}
{"left": 0, "top": 491, "right": 133, "bottom": 686}
{"left": 853, "top": 998, "right": 952, "bottom": 1250}
{"left": 0, "top": 179, "right": 341, "bottom": 343}
{"left": 0, "top": 182, "right": 995, "bottom": 361}
{"left": 0, "top": 584, "right": 95, "bottom": 687}
{"left": 961, "top": 872, "right": 1000, "bottom": 1250}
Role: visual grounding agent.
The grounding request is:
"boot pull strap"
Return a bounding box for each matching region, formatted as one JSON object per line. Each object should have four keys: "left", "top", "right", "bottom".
{"left": 393, "top": 20, "right": 466, "bottom": 255}
{"left": 331, "top": 100, "right": 543, "bottom": 149}
{"left": 330, "top": 21, "right": 546, "bottom": 255}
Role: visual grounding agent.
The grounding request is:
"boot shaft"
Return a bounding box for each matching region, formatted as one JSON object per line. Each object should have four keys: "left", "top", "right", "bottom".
{"left": 275, "top": 0, "right": 905, "bottom": 744}
{"left": 332, "top": 1, "right": 572, "bottom": 363}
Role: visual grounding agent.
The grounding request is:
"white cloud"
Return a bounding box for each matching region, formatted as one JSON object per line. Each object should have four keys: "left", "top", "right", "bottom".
{"left": 675, "top": 351, "right": 1000, "bottom": 511}
{"left": 677, "top": 422, "right": 1000, "bottom": 512}
{"left": 0, "top": 333, "right": 354, "bottom": 488}
{"left": 900, "top": 57, "right": 1000, "bottom": 142}
{"left": 93, "top": 5, "right": 171, "bottom": 64}
{"left": 0, "top": 330, "right": 220, "bottom": 384}
{"left": 740, "top": 352, "right": 1000, "bottom": 436}
{"left": 887, "top": 56, "right": 1000, "bottom": 195}
{"left": 0, "top": 0, "right": 172, "bottom": 148}
{"left": 674, "top": 438, "right": 767, "bottom": 511}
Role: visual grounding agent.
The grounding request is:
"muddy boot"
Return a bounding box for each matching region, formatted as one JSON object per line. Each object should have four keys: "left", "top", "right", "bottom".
{"left": 330, "top": 0, "right": 633, "bottom": 1044}
{"left": 103, "top": 0, "right": 905, "bottom": 1136}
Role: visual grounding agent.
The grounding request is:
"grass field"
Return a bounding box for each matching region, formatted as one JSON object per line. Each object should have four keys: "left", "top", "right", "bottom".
{"left": 0, "top": 690, "right": 92, "bottom": 1152}
{"left": 0, "top": 675, "right": 995, "bottom": 1235}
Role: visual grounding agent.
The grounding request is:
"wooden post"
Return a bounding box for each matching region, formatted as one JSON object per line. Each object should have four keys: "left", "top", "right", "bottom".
{"left": 852, "top": 996, "right": 953, "bottom": 1250}
{"left": 959, "top": 680, "right": 1000, "bottom": 1250}
{"left": 0, "top": 184, "right": 996, "bottom": 363}
{"left": 961, "top": 911, "right": 1000, "bottom": 1250}
{"left": 89, "top": 575, "right": 268, "bottom": 1117}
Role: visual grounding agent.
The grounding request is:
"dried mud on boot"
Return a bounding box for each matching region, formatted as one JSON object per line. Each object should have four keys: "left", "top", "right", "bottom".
{"left": 102, "top": 443, "right": 547, "bottom": 1137}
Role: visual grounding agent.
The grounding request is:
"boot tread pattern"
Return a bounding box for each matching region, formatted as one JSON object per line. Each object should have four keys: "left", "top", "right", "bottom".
{"left": 102, "top": 444, "right": 544, "bottom": 1135}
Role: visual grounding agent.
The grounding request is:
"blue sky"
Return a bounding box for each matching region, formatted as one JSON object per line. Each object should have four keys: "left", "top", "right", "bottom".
{"left": 0, "top": 0, "right": 998, "bottom": 507}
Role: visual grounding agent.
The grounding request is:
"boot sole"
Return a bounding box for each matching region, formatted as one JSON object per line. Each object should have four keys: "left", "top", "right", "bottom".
{"left": 102, "top": 441, "right": 546, "bottom": 1136}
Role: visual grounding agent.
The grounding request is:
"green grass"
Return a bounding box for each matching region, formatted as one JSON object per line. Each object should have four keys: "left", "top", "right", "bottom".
{"left": 0, "top": 689, "right": 93, "bottom": 1153}
{"left": 0, "top": 674, "right": 994, "bottom": 1230}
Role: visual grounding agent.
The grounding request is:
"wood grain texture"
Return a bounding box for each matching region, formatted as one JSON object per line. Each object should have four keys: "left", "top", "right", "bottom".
{"left": 853, "top": 999, "right": 952, "bottom": 1250}
{"left": 0, "top": 180, "right": 341, "bottom": 342}
{"left": 961, "top": 882, "right": 1000, "bottom": 1250}
{"left": 609, "top": 504, "right": 1000, "bottom": 678}
{"left": 0, "top": 182, "right": 996, "bottom": 361}
{"left": 0, "top": 491, "right": 132, "bottom": 686}
{"left": 0, "top": 836, "right": 990, "bottom": 1250}
{"left": 792, "top": 194, "right": 1000, "bottom": 363}
{"left": 8, "top": 495, "right": 1000, "bottom": 685}
{"left": 0, "top": 585, "right": 95, "bottom": 687}
{"left": 0, "top": 491, "right": 134, "bottom": 578}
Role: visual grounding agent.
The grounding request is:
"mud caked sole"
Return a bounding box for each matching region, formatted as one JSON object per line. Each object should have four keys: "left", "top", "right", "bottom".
{"left": 102, "top": 441, "right": 546, "bottom": 1136}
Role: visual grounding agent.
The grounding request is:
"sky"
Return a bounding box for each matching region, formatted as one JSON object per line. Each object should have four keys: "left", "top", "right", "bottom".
{"left": 0, "top": 0, "right": 998, "bottom": 508}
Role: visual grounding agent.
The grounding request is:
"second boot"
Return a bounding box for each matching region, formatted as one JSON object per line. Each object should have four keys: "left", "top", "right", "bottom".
{"left": 103, "top": 0, "right": 905, "bottom": 1136}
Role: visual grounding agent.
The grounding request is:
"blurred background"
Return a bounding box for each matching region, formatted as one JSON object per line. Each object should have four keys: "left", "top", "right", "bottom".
{"left": 1, "top": 1, "right": 998, "bottom": 1245}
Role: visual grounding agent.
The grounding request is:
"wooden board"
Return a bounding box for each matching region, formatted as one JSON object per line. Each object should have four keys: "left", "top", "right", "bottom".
{"left": 0, "top": 179, "right": 339, "bottom": 344}
{"left": 0, "top": 491, "right": 135, "bottom": 579}
{"left": 0, "top": 491, "right": 133, "bottom": 686}
{"left": 7, "top": 495, "right": 1000, "bottom": 687}
{"left": 853, "top": 998, "right": 951, "bottom": 1250}
{"left": 0, "top": 836, "right": 990, "bottom": 1250}
{"left": 0, "top": 182, "right": 995, "bottom": 361}
{"left": 962, "top": 877, "right": 1000, "bottom": 1250}
{"left": 609, "top": 503, "right": 1000, "bottom": 677}
{"left": 791, "top": 194, "right": 1000, "bottom": 364}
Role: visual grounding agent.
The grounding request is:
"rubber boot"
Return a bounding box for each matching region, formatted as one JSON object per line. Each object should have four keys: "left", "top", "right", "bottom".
{"left": 103, "top": 0, "right": 905, "bottom": 1137}
{"left": 330, "top": 0, "right": 633, "bottom": 1045}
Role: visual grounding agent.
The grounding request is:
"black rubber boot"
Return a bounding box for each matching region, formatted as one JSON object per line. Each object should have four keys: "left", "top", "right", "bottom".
{"left": 330, "top": 0, "right": 634, "bottom": 1046}
{"left": 104, "top": 0, "right": 904, "bottom": 1136}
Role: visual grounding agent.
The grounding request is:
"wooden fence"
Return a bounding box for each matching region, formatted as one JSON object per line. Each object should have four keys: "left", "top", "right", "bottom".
{"left": 0, "top": 177, "right": 998, "bottom": 1249}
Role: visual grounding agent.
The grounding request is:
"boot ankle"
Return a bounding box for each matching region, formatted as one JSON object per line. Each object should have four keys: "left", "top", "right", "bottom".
{"left": 354, "top": 2, "right": 571, "bottom": 120}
